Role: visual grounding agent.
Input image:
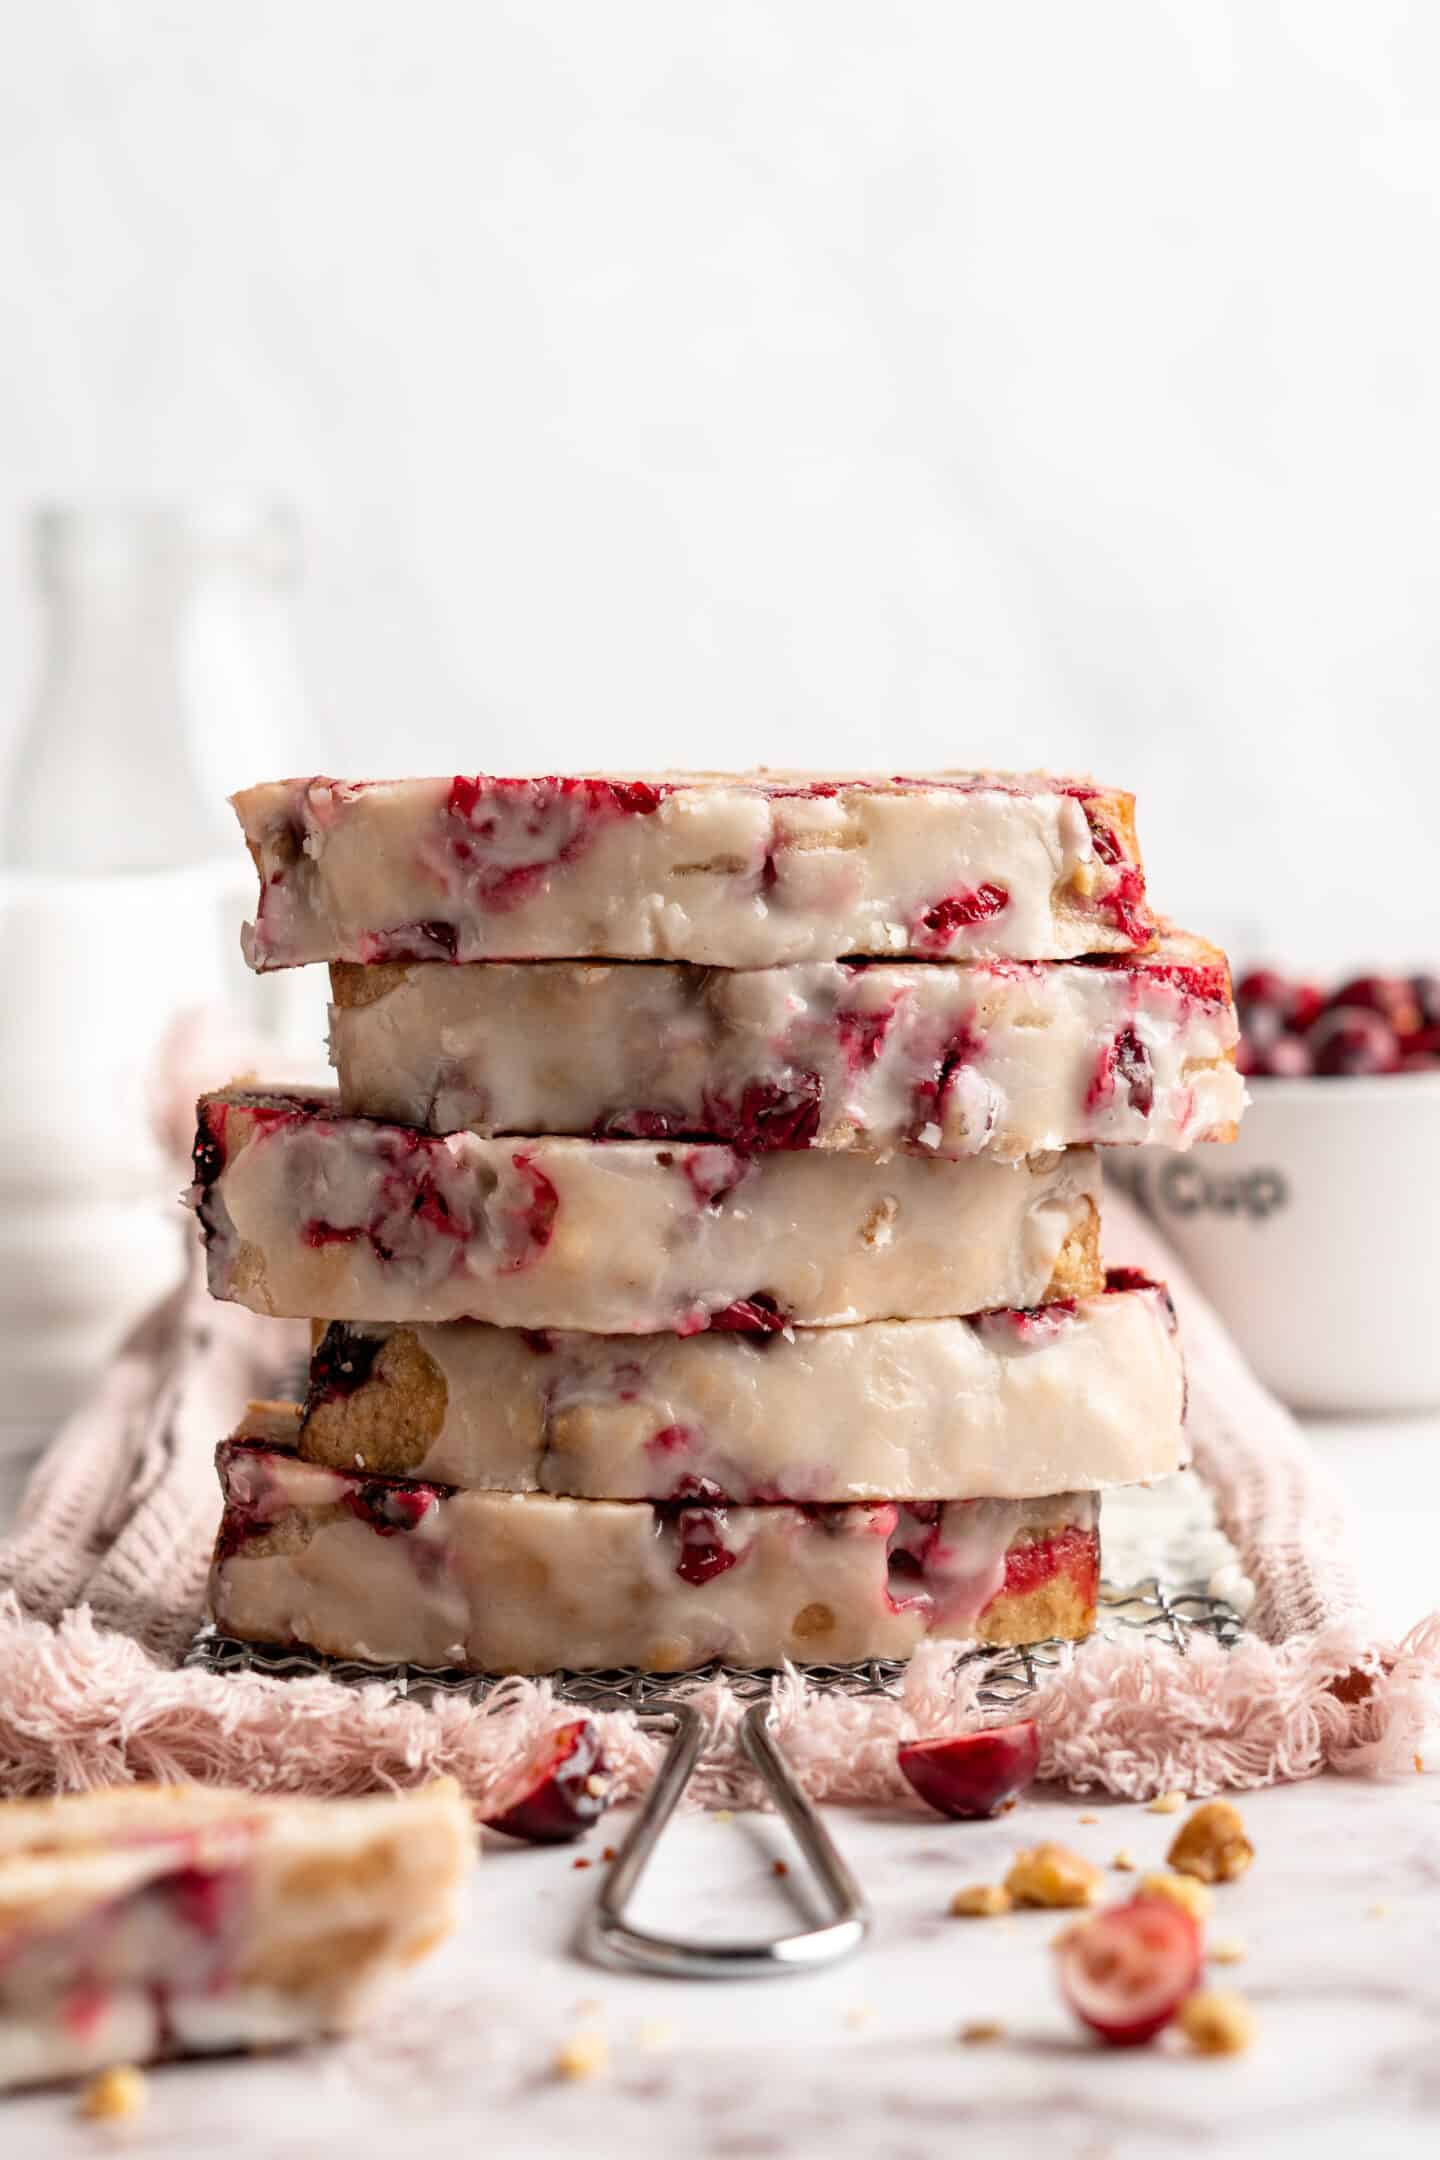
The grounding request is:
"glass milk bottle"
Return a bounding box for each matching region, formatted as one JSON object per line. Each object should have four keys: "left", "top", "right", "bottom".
{"left": 0, "top": 503, "right": 325, "bottom": 1457}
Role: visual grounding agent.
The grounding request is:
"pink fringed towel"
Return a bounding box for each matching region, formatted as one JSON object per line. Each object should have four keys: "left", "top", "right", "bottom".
{"left": 1, "top": 1198, "right": 1436, "bottom": 1809}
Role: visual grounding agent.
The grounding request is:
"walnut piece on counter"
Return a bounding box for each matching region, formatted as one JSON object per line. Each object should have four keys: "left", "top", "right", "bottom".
{"left": 78, "top": 2066, "right": 147, "bottom": 2121}
{"left": 1167, "top": 1800, "right": 1254, "bottom": 1884}
{"left": 554, "top": 2028, "right": 609, "bottom": 2081}
{"left": 949, "top": 1882, "right": 1013, "bottom": 1918}
{"left": 1178, "top": 1988, "right": 1256, "bottom": 2055}
{"left": 1004, "top": 1843, "right": 1104, "bottom": 1909}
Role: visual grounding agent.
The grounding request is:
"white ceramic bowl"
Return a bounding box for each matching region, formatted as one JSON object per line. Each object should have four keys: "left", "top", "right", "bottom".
{"left": 1116, "top": 1070, "right": 1440, "bottom": 1413}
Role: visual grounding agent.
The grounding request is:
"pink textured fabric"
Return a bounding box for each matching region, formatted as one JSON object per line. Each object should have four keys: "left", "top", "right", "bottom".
{"left": 0, "top": 1189, "right": 1435, "bottom": 1808}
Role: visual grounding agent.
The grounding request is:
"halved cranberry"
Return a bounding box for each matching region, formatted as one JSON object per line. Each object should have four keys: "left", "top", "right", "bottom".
{"left": 708, "top": 1075, "right": 823, "bottom": 1150}
{"left": 671, "top": 1503, "right": 741, "bottom": 1585}
{"left": 708, "top": 1293, "right": 787, "bottom": 1333}
{"left": 1308, "top": 1007, "right": 1401, "bottom": 1077}
{"left": 836, "top": 998, "right": 898, "bottom": 1071}
{"left": 168, "top": 1866, "right": 243, "bottom": 1939}
{"left": 1411, "top": 975, "right": 1440, "bottom": 1030}
{"left": 483, "top": 1718, "right": 612, "bottom": 1844}
{"left": 916, "top": 883, "right": 1010, "bottom": 951}
{"left": 1087, "top": 1025, "right": 1154, "bottom": 1117}
{"left": 1055, "top": 1895, "right": 1203, "bottom": 2046}
{"left": 343, "top": 1479, "right": 441, "bottom": 1535}
{"left": 897, "top": 1721, "right": 1040, "bottom": 1819}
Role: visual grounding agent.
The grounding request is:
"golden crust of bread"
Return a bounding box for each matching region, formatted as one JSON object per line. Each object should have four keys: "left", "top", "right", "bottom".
{"left": 302, "top": 1329, "right": 449, "bottom": 1476}
{"left": 974, "top": 1569, "right": 1096, "bottom": 1646}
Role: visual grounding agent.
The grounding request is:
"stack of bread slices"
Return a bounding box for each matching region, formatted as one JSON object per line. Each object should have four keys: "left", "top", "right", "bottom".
{"left": 193, "top": 771, "right": 1243, "bottom": 1674}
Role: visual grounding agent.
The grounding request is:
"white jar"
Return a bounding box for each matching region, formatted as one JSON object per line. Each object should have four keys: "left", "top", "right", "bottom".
{"left": 0, "top": 505, "right": 327, "bottom": 1457}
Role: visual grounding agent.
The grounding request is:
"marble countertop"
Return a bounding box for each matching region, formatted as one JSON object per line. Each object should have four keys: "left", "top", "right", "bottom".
{"left": 6, "top": 1411, "right": 1439, "bottom": 2158}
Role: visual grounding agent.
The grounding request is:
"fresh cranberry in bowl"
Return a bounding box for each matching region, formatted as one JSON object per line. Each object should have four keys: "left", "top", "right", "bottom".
{"left": 1235, "top": 966, "right": 1436, "bottom": 1081}
{"left": 1139, "top": 955, "right": 1440, "bottom": 1411}
{"left": 1307, "top": 1007, "right": 1402, "bottom": 1078}
{"left": 1235, "top": 969, "right": 1325, "bottom": 1034}
{"left": 1327, "top": 975, "right": 1423, "bottom": 1037}
{"left": 1411, "top": 975, "right": 1440, "bottom": 1030}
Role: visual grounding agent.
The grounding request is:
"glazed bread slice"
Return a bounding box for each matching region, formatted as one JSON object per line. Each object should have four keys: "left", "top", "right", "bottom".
{"left": 0, "top": 1780, "right": 474, "bottom": 2091}
{"left": 328, "top": 928, "right": 1240, "bottom": 1157}
{"left": 210, "top": 1408, "right": 1100, "bottom": 1673}
{"left": 192, "top": 1088, "right": 1104, "bottom": 1332}
{"left": 299, "top": 1271, "right": 1185, "bottom": 1503}
{"left": 235, "top": 770, "right": 1152, "bottom": 970}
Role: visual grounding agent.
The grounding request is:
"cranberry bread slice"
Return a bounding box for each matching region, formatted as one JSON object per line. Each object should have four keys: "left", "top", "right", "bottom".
{"left": 236, "top": 770, "right": 1152, "bottom": 970}
{"left": 191, "top": 1089, "right": 1104, "bottom": 1332}
{"left": 0, "top": 1780, "right": 473, "bottom": 2091}
{"left": 328, "top": 928, "right": 1240, "bottom": 1157}
{"left": 210, "top": 1407, "right": 1100, "bottom": 1672}
{"left": 300, "top": 1271, "right": 1184, "bottom": 1503}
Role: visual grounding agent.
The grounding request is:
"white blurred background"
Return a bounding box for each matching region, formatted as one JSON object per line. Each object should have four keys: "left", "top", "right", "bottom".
{"left": 2, "top": 0, "right": 1438, "bottom": 967}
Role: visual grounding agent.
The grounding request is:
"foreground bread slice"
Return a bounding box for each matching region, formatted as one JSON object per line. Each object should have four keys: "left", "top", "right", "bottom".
{"left": 300, "top": 1271, "right": 1185, "bottom": 1502}
{"left": 235, "top": 770, "right": 1153, "bottom": 970}
{"left": 329, "top": 930, "right": 1240, "bottom": 1157}
{"left": 192, "top": 1089, "right": 1104, "bottom": 1330}
{"left": 0, "top": 1781, "right": 474, "bottom": 2092}
{"left": 210, "top": 1407, "right": 1101, "bottom": 1673}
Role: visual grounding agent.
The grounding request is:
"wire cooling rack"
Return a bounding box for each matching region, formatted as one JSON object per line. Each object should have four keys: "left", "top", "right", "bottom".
{"left": 185, "top": 1575, "right": 1243, "bottom": 1981}
{"left": 185, "top": 1574, "right": 1242, "bottom": 1709}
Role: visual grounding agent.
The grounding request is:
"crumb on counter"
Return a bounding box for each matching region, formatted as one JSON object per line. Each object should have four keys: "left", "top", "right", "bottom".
{"left": 1111, "top": 1848, "right": 1137, "bottom": 1871}
{"left": 950, "top": 1882, "right": 1012, "bottom": 1918}
{"left": 1078, "top": 1813, "right": 1098, "bottom": 1825}
{"left": 555, "top": 2028, "right": 610, "bottom": 2081}
{"left": 843, "top": 2005, "right": 871, "bottom": 2030}
{"left": 713, "top": 1810, "right": 734, "bottom": 1825}
{"left": 1147, "top": 1791, "right": 1187, "bottom": 1815}
{"left": 1178, "top": 1988, "right": 1256, "bottom": 2056}
{"left": 636, "top": 2018, "right": 674, "bottom": 2052}
{"left": 1209, "top": 1936, "right": 1248, "bottom": 1965}
{"left": 1139, "top": 1871, "right": 1214, "bottom": 1923}
{"left": 1168, "top": 1801, "right": 1254, "bottom": 1884}
{"left": 1004, "top": 1843, "right": 1104, "bottom": 1909}
{"left": 958, "top": 2020, "right": 1005, "bottom": 2045}
{"left": 78, "top": 2066, "right": 147, "bottom": 2121}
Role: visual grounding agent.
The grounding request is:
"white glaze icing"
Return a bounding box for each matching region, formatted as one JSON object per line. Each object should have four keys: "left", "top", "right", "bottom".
{"left": 194, "top": 1089, "right": 1103, "bottom": 1330}
{"left": 235, "top": 771, "right": 1150, "bottom": 969}
{"left": 327, "top": 931, "right": 1240, "bottom": 1157}
{"left": 301, "top": 1274, "right": 1184, "bottom": 1501}
{"left": 211, "top": 1419, "right": 1100, "bottom": 1673}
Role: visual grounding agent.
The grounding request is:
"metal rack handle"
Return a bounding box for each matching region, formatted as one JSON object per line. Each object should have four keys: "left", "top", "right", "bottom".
{"left": 581, "top": 1700, "right": 870, "bottom": 1979}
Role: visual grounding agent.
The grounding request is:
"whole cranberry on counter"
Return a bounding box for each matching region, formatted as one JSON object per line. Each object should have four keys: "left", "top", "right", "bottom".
{"left": 1307, "top": 1006, "right": 1402, "bottom": 1077}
